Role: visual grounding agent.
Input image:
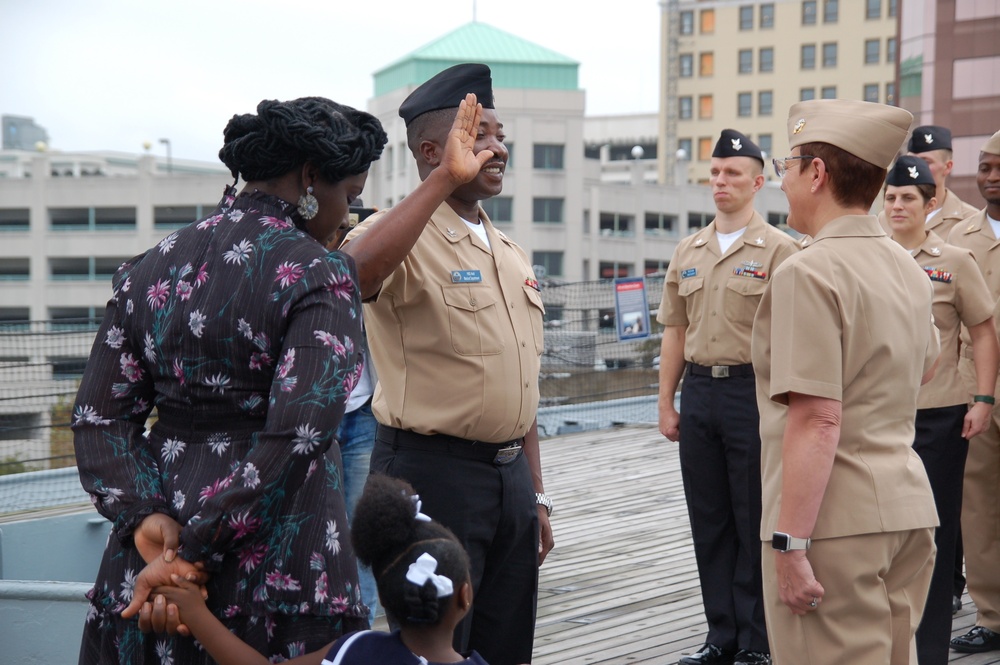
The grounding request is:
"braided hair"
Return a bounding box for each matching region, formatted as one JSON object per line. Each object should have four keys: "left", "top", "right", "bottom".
{"left": 352, "top": 474, "right": 471, "bottom": 626}
{"left": 218, "top": 97, "right": 388, "bottom": 184}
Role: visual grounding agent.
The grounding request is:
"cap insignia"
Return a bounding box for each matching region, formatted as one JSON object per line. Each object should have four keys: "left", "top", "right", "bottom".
{"left": 732, "top": 138, "right": 742, "bottom": 151}
{"left": 793, "top": 119, "right": 806, "bottom": 134}
{"left": 908, "top": 166, "right": 919, "bottom": 179}
{"left": 924, "top": 133, "right": 934, "bottom": 144}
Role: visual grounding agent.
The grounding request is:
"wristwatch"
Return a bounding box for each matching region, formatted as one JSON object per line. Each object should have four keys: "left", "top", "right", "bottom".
{"left": 771, "top": 532, "right": 811, "bottom": 552}
{"left": 535, "top": 492, "right": 553, "bottom": 517}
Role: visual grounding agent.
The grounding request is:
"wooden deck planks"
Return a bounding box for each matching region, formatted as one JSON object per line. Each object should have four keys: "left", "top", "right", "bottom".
{"left": 532, "top": 426, "right": 1000, "bottom": 664}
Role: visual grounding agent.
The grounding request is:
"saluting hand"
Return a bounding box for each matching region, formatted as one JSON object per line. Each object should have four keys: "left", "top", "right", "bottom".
{"left": 440, "top": 93, "right": 494, "bottom": 187}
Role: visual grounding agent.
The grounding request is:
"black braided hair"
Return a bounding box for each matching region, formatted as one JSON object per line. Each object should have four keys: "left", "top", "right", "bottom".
{"left": 218, "top": 97, "right": 388, "bottom": 184}
{"left": 352, "top": 474, "right": 471, "bottom": 626}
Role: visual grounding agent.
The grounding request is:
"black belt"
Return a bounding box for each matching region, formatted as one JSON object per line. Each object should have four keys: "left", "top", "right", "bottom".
{"left": 376, "top": 424, "right": 524, "bottom": 465}
{"left": 154, "top": 405, "right": 266, "bottom": 434}
{"left": 687, "top": 362, "right": 754, "bottom": 379}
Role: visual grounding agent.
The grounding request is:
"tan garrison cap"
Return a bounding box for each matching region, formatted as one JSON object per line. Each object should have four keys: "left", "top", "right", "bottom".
{"left": 983, "top": 130, "right": 1000, "bottom": 156}
{"left": 786, "top": 99, "right": 913, "bottom": 169}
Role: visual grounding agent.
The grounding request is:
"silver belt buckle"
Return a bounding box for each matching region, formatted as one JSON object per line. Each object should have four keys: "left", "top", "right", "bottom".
{"left": 711, "top": 365, "right": 729, "bottom": 379}
{"left": 493, "top": 443, "right": 522, "bottom": 465}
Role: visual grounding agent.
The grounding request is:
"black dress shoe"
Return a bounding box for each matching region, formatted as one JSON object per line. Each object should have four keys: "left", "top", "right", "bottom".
{"left": 733, "top": 650, "right": 771, "bottom": 665}
{"left": 951, "top": 626, "right": 1000, "bottom": 653}
{"left": 953, "top": 595, "right": 962, "bottom": 614}
{"left": 678, "top": 644, "right": 735, "bottom": 665}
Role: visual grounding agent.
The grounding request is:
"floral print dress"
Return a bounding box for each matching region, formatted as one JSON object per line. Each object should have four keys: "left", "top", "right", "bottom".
{"left": 73, "top": 187, "right": 368, "bottom": 664}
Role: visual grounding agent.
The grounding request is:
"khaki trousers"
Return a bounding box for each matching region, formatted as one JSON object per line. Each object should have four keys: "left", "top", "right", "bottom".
{"left": 762, "top": 529, "right": 935, "bottom": 665}
{"left": 958, "top": 355, "right": 1000, "bottom": 631}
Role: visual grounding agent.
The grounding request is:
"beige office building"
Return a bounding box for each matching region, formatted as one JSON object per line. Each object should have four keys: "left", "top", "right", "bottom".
{"left": 659, "top": 0, "right": 899, "bottom": 184}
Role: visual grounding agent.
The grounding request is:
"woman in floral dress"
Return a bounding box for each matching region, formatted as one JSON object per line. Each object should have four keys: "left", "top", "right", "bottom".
{"left": 72, "top": 93, "right": 493, "bottom": 664}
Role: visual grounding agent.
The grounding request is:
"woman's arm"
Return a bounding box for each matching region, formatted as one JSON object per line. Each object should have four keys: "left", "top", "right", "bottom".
{"left": 149, "top": 576, "right": 329, "bottom": 665}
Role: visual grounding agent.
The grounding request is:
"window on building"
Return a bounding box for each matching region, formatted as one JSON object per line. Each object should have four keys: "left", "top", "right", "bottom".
{"left": 739, "top": 49, "right": 753, "bottom": 74}
{"left": 800, "top": 87, "right": 816, "bottom": 101}
{"left": 599, "top": 262, "right": 633, "bottom": 279}
{"left": 698, "top": 137, "right": 713, "bottom": 161}
{"left": 481, "top": 196, "right": 513, "bottom": 223}
{"left": 886, "top": 81, "right": 896, "bottom": 105}
{"left": 680, "top": 53, "right": 694, "bottom": 77}
{"left": 887, "top": 37, "right": 897, "bottom": 64}
{"left": 688, "top": 212, "right": 713, "bottom": 229}
{"left": 803, "top": 0, "right": 817, "bottom": 25}
{"left": 768, "top": 212, "right": 790, "bottom": 226}
{"left": 740, "top": 5, "right": 753, "bottom": 30}
{"left": 824, "top": 0, "right": 838, "bottom": 22}
{"left": 50, "top": 206, "right": 136, "bottom": 231}
{"left": 0, "top": 208, "right": 29, "bottom": 231}
{"left": 758, "top": 91, "right": 774, "bottom": 116}
{"left": 865, "top": 39, "right": 880, "bottom": 64}
{"left": 532, "top": 198, "right": 564, "bottom": 224}
{"left": 757, "top": 133, "right": 773, "bottom": 157}
{"left": 866, "top": 0, "right": 881, "bottom": 19}
{"left": 532, "top": 251, "right": 563, "bottom": 278}
{"left": 821, "top": 85, "right": 837, "bottom": 99}
{"left": 760, "top": 3, "right": 775, "bottom": 28}
{"left": 680, "top": 10, "right": 694, "bottom": 34}
{"left": 533, "top": 144, "right": 565, "bottom": 169}
{"left": 888, "top": 0, "right": 897, "bottom": 17}
{"left": 0, "top": 258, "right": 29, "bottom": 281}
{"left": 823, "top": 42, "right": 838, "bottom": 67}
{"left": 679, "top": 96, "right": 693, "bottom": 119}
{"left": 863, "top": 84, "right": 880, "bottom": 103}
{"left": 700, "top": 52, "right": 714, "bottom": 77}
{"left": 700, "top": 9, "right": 715, "bottom": 33}
{"left": 738, "top": 92, "right": 753, "bottom": 117}
{"left": 599, "top": 213, "right": 635, "bottom": 237}
{"left": 645, "top": 213, "right": 678, "bottom": 236}
{"left": 760, "top": 47, "right": 774, "bottom": 72}
{"left": 505, "top": 142, "right": 514, "bottom": 169}
{"left": 645, "top": 260, "right": 669, "bottom": 275}
{"left": 699, "top": 95, "right": 713, "bottom": 119}
{"left": 0, "top": 308, "right": 30, "bottom": 327}
{"left": 801, "top": 44, "right": 816, "bottom": 69}
{"left": 678, "top": 138, "right": 693, "bottom": 161}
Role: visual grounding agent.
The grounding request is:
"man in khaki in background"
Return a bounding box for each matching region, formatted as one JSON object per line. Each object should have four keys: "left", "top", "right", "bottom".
{"left": 947, "top": 129, "right": 1000, "bottom": 654}
{"left": 752, "top": 99, "right": 939, "bottom": 665}
{"left": 658, "top": 129, "right": 798, "bottom": 665}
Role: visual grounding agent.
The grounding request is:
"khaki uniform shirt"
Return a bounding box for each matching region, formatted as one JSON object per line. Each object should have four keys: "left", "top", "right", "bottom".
{"left": 657, "top": 212, "right": 799, "bottom": 365}
{"left": 906, "top": 231, "right": 993, "bottom": 409}
{"left": 752, "top": 215, "right": 939, "bottom": 540}
{"left": 948, "top": 210, "right": 1000, "bottom": 351}
{"left": 346, "top": 202, "right": 543, "bottom": 443}
{"left": 878, "top": 187, "right": 980, "bottom": 238}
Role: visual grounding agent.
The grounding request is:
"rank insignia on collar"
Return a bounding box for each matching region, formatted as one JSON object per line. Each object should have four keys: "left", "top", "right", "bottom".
{"left": 446, "top": 228, "right": 458, "bottom": 237}
{"left": 924, "top": 267, "right": 952, "bottom": 283}
{"left": 755, "top": 237, "right": 764, "bottom": 245}
{"left": 929, "top": 247, "right": 941, "bottom": 256}
{"left": 525, "top": 277, "right": 540, "bottom": 291}
{"left": 695, "top": 238, "right": 707, "bottom": 246}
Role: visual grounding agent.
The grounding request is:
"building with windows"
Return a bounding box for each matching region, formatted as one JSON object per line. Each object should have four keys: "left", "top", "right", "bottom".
{"left": 658, "top": 0, "right": 899, "bottom": 184}
{"left": 898, "top": 0, "right": 1000, "bottom": 205}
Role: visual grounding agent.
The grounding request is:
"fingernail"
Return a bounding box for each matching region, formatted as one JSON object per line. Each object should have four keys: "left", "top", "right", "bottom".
{"left": 164, "top": 549, "right": 175, "bottom": 562}
{"left": 155, "top": 595, "right": 164, "bottom": 605}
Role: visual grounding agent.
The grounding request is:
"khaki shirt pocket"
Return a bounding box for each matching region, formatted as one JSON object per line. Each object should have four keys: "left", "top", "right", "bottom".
{"left": 442, "top": 285, "right": 505, "bottom": 356}
{"left": 677, "top": 276, "right": 705, "bottom": 322}
{"left": 724, "top": 277, "right": 769, "bottom": 323}
{"left": 523, "top": 284, "right": 546, "bottom": 355}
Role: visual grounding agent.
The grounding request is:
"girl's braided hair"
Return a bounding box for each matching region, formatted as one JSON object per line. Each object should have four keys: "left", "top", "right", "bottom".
{"left": 352, "top": 474, "right": 470, "bottom": 626}
{"left": 218, "top": 97, "right": 387, "bottom": 183}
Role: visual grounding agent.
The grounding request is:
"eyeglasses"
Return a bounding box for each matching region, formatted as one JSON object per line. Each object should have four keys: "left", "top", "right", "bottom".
{"left": 772, "top": 155, "right": 816, "bottom": 179}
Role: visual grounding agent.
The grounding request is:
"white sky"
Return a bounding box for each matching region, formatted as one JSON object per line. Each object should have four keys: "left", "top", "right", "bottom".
{"left": 0, "top": 0, "right": 661, "bottom": 162}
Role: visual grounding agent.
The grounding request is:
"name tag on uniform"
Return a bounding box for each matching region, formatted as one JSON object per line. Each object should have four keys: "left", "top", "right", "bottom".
{"left": 681, "top": 268, "right": 697, "bottom": 279}
{"left": 451, "top": 270, "right": 482, "bottom": 283}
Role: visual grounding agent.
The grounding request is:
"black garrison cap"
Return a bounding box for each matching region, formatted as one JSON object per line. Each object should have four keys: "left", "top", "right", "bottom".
{"left": 712, "top": 129, "right": 764, "bottom": 165}
{"left": 398, "top": 63, "right": 495, "bottom": 127}
{"left": 886, "top": 155, "right": 935, "bottom": 186}
{"left": 908, "top": 125, "right": 952, "bottom": 153}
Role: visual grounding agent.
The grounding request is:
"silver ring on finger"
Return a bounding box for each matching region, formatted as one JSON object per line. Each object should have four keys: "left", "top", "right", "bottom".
{"left": 809, "top": 597, "right": 818, "bottom": 608}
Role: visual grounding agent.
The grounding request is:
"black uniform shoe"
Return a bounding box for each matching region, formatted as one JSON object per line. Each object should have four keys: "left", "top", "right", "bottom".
{"left": 951, "top": 626, "right": 1000, "bottom": 653}
{"left": 953, "top": 595, "right": 962, "bottom": 614}
{"left": 678, "top": 644, "right": 735, "bottom": 665}
{"left": 733, "top": 650, "right": 771, "bottom": 665}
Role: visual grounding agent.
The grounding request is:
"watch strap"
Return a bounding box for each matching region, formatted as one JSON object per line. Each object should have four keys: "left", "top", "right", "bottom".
{"left": 535, "top": 492, "right": 553, "bottom": 517}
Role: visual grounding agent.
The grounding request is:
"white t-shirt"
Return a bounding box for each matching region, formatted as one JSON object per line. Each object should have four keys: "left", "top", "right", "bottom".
{"left": 716, "top": 227, "right": 747, "bottom": 254}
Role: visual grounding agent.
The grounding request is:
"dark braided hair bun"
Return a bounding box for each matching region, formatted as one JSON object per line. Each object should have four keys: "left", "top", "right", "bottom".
{"left": 352, "top": 474, "right": 471, "bottom": 626}
{"left": 218, "top": 97, "right": 388, "bottom": 183}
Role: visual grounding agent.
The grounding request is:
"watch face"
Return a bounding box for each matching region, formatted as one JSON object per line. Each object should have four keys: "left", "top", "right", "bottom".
{"left": 772, "top": 533, "right": 790, "bottom": 550}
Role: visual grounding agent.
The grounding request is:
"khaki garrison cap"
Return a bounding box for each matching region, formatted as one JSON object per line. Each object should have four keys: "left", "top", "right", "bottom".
{"left": 786, "top": 99, "right": 913, "bottom": 169}
{"left": 983, "top": 130, "right": 1000, "bottom": 156}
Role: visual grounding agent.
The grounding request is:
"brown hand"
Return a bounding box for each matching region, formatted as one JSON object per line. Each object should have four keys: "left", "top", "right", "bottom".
{"left": 440, "top": 93, "right": 494, "bottom": 187}
{"left": 134, "top": 513, "right": 183, "bottom": 564}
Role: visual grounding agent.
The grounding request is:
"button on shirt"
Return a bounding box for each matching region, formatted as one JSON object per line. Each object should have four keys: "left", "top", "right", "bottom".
{"left": 657, "top": 212, "right": 799, "bottom": 365}
{"left": 346, "top": 202, "right": 544, "bottom": 443}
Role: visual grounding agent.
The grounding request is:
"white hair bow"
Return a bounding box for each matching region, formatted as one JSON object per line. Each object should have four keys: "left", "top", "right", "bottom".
{"left": 406, "top": 552, "right": 454, "bottom": 597}
{"left": 411, "top": 494, "right": 432, "bottom": 522}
